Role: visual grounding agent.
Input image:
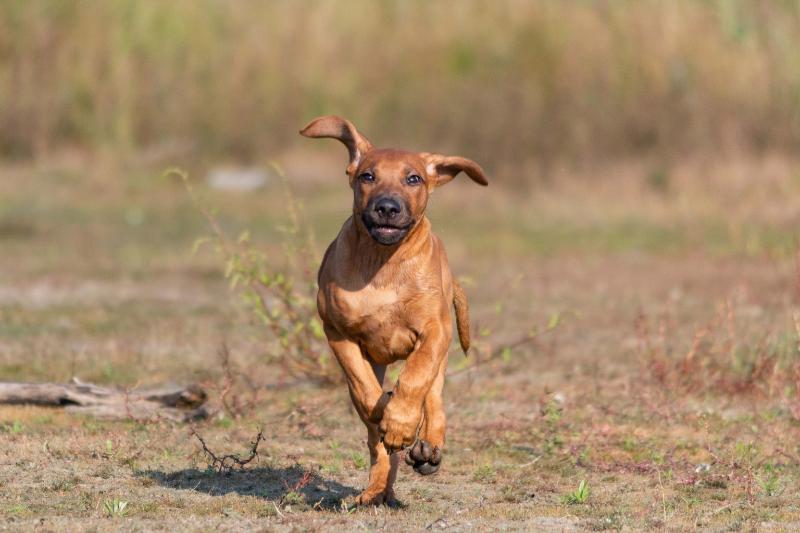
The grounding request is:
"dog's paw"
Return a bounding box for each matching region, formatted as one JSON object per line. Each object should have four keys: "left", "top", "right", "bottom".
{"left": 404, "top": 439, "right": 442, "bottom": 475}
{"left": 356, "top": 488, "right": 396, "bottom": 506}
{"left": 379, "top": 400, "right": 420, "bottom": 452}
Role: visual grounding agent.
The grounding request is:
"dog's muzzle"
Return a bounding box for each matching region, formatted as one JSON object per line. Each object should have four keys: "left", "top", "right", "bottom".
{"left": 362, "top": 196, "right": 415, "bottom": 245}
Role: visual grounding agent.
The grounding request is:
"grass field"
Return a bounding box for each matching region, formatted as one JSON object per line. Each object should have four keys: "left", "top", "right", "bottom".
{"left": 1, "top": 151, "right": 800, "bottom": 531}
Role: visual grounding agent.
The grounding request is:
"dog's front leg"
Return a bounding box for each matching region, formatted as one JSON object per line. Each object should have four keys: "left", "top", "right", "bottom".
{"left": 325, "top": 326, "right": 398, "bottom": 504}
{"left": 325, "top": 326, "right": 390, "bottom": 423}
{"left": 405, "top": 351, "right": 448, "bottom": 475}
{"left": 380, "top": 324, "right": 449, "bottom": 452}
{"left": 360, "top": 421, "right": 401, "bottom": 505}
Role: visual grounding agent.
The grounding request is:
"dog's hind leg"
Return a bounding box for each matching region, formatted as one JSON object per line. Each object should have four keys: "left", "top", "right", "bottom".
{"left": 406, "top": 352, "right": 448, "bottom": 475}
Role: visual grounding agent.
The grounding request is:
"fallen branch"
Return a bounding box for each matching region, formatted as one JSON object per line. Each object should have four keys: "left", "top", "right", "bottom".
{"left": 0, "top": 378, "right": 208, "bottom": 422}
{"left": 192, "top": 428, "right": 263, "bottom": 473}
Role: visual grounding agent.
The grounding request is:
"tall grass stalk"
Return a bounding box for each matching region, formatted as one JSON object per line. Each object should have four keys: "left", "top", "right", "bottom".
{"left": 2, "top": 1, "right": 800, "bottom": 177}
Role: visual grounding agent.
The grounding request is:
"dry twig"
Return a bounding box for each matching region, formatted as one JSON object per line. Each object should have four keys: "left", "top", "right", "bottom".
{"left": 192, "top": 427, "right": 264, "bottom": 473}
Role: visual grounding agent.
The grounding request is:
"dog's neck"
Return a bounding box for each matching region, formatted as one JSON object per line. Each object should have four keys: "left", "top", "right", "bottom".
{"left": 339, "top": 215, "right": 432, "bottom": 285}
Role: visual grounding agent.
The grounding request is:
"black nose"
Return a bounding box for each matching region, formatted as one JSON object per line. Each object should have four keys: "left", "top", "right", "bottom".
{"left": 373, "top": 197, "right": 401, "bottom": 219}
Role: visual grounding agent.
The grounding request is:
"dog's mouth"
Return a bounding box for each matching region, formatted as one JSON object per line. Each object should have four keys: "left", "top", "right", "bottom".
{"left": 362, "top": 216, "right": 415, "bottom": 246}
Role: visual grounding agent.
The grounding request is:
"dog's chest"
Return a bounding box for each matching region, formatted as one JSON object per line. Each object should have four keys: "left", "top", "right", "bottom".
{"left": 327, "top": 284, "right": 418, "bottom": 362}
{"left": 332, "top": 284, "right": 399, "bottom": 316}
{"left": 329, "top": 284, "right": 403, "bottom": 331}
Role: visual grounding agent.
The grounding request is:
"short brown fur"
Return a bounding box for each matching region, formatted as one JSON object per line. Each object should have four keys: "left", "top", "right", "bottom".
{"left": 300, "top": 115, "right": 488, "bottom": 505}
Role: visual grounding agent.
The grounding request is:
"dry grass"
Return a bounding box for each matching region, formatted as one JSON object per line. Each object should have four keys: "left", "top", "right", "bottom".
{"left": 636, "top": 302, "right": 800, "bottom": 416}
{"left": 2, "top": 152, "right": 800, "bottom": 530}
{"left": 2, "top": 1, "right": 800, "bottom": 176}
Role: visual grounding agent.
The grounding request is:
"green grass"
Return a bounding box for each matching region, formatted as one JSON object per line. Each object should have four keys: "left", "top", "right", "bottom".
{"left": 562, "top": 479, "right": 590, "bottom": 505}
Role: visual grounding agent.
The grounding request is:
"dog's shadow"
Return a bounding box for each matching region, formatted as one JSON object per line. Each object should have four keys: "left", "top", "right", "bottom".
{"left": 140, "top": 465, "right": 360, "bottom": 510}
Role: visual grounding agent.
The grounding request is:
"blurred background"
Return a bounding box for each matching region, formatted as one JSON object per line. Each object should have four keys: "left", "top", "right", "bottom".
{"left": 3, "top": 0, "right": 800, "bottom": 171}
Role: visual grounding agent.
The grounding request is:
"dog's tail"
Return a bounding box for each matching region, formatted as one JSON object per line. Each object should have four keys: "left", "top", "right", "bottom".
{"left": 452, "top": 279, "right": 471, "bottom": 355}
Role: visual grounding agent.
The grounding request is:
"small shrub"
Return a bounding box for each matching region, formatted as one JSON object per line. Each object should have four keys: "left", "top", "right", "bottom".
{"left": 281, "top": 469, "right": 314, "bottom": 507}
{"left": 103, "top": 498, "right": 129, "bottom": 518}
{"left": 759, "top": 464, "right": 783, "bottom": 497}
{"left": 0, "top": 420, "right": 23, "bottom": 434}
{"left": 562, "top": 479, "right": 590, "bottom": 504}
{"left": 540, "top": 393, "right": 565, "bottom": 454}
{"left": 282, "top": 491, "right": 305, "bottom": 505}
{"left": 473, "top": 464, "right": 497, "bottom": 483}
{"left": 174, "top": 167, "right": 341, "bottom": 385}
{"left": 351, "top": 453, "right": 368, "bottom": 470}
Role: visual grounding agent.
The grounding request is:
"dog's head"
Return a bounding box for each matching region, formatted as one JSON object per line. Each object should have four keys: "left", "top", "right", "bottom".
{"left": 300, "top": 116, "right": 488, "bottom": 246}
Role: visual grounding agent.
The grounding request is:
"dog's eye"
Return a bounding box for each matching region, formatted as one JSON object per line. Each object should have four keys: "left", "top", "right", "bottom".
{"left": 406, "top": 174, "right": 422, "bottom": 186}
{"left": 359, "top": 172, "right": 375, "bottom": 183}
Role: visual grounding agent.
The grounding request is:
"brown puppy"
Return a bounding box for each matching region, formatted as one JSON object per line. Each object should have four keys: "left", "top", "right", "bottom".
{"left": 300, "top": 116, "right": 488, "bottom": 505}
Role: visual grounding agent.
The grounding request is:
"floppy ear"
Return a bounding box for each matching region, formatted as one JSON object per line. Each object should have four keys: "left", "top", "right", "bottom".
{"left": 299, "top": 116, "right": 373, "bottom": 176}
{"left": 421, "top": 153, "right": 489, "bottom": 188}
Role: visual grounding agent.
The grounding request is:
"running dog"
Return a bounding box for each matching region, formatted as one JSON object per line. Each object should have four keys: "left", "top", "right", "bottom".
{"left": 300, "top": 116, "right": 488, "bottom": 504}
